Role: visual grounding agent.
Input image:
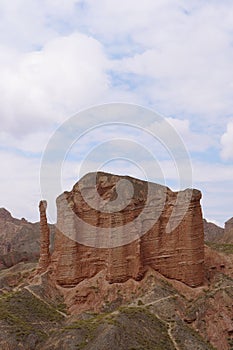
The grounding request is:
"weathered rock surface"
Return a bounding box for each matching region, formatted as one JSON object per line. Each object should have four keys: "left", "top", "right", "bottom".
{"left": 38, "top": 201, "right": 51, "bottom": 272}
{"left": 44, "top": 172, "right": 204, "bottom": 288}
{"left": 0, "top": 208, "right": 54, "bottom": 270}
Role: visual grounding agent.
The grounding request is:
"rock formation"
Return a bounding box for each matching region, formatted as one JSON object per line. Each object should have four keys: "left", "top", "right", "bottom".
{"left": 41, "top": 172, "right": 204, "bottom": 288}
{"left": 38, "top": 201, "right": 51, "bottom": 271}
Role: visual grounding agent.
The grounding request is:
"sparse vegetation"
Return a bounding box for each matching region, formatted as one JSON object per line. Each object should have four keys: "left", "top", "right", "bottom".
{"left": 205, "top": 242, "right": 233, "bottom": 254}
{"left": 0, "top": 289, "right": 64, "bottom": 342}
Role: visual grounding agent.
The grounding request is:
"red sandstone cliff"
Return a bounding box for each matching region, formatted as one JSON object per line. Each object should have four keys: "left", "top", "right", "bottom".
{"left": 39, "top": 172, "right": 204, "bottom": 288}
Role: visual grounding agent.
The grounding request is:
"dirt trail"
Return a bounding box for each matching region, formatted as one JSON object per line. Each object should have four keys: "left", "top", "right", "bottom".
{"left": 130, "top": 294, "right": 181, "bottom": 350}
{"left": 24, "top": 286, "right": 67, "bottom": 318}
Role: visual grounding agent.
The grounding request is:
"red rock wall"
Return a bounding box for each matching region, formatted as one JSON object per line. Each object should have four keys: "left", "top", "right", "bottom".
{"left": 47, "top": 172, "right": 204, "bottom": 287}
{"left": 140, "top": 189, "right": 204, "bottom": 286}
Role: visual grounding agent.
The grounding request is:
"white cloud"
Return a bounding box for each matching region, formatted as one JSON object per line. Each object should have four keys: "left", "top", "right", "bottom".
{"left": 0, "top": 131, "right": 54, "bottom": 154}
{"left": 166, "top": 118, "right": 215, "bottom": 152}
{"left": 0, "top": 33, "right": 109, "bottom": 135}
{"left": 81, "top": 0, "right": 182, "bottom": 42}
{"left": 102, "top": 1, "right": 233, "bottom": 124}
{"left": 221, "top": 121, "right": 233, "bottom": 160}
{"left": 192, "top": 160, "right": 233, "bottom": 183}
{"left": 0, "top": 150, "right": 41, "bottom": 222}
{"left": 0, "top": 0, "right": 233, "bottom": 228}
{"left": 0, "top": 0, "right": 82, "bottom": 49}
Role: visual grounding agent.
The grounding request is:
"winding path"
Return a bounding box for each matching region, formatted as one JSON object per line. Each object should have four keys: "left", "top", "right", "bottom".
{"left": 130, "top": 294, "right": 181, "bottom": 350}
{"left": 24, "top": 286, "right": 68, "bottom": 318}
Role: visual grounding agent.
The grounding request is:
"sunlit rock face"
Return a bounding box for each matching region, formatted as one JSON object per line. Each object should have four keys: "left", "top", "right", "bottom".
{"left": 40, "top": 172, "right": 204, "bottom": 288}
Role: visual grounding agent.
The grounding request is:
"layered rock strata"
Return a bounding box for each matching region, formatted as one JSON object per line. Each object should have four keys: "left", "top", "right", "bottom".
{"left": 42, "top": 172, "right": 204, "bottom": 287}
{"left": 38, "top": 201, "right": 51, "bottom": 271}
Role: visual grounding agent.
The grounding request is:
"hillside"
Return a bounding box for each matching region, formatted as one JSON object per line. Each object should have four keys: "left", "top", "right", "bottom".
{"left": 0, "top": 208, "right": 54, "bottom": 270}
{"left": 0, "top": 173, "right": 232, "bottom": 349}
{"left": 0, "top": 252, "right": 232, "bottom": 349}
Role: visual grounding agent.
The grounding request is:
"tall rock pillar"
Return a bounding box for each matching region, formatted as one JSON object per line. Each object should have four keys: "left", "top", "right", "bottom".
{"left": 38, "top": 200, "right": 50, "bottom": 271}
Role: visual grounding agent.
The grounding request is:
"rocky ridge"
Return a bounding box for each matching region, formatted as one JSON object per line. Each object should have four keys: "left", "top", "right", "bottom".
{"left": 0, "top": 208, "right": 41, "bottom": 269}
{"left": 0, "top": 208, "right": 54, "bottom": 270}
{"left": 223, "top": 217, "right": 233, "bottom": 243}
{"left": 204, "top": 217, "right": 233, "bottom": 244}
{"left": 203, "top": 219, "right": 224, "bottom": 243}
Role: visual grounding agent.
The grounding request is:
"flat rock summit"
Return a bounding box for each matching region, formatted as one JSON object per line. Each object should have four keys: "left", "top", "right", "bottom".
{"left": 38, "top": 172, "right": 204, "bottom": 288}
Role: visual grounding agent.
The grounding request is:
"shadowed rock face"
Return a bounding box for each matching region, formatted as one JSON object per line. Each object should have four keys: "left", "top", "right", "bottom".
{"left": 41, "top": 172, "right": 204, "bottom": 287}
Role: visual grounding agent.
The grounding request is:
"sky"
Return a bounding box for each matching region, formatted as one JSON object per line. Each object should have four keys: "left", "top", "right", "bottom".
{"left": 0, "top": 0, "right": 233, "bottom": 226}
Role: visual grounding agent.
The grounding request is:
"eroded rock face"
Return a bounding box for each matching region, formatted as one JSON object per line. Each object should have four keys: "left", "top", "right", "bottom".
{"left": 38, "top": 201, "right": 51, "bottom": 271}
{"left": 45, "top": 172, "right": 204, "bottom": 287}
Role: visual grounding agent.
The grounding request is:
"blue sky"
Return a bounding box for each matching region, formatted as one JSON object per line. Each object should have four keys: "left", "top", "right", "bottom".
{"left": 0, "top": 0, "right": 233, "bottom": 226}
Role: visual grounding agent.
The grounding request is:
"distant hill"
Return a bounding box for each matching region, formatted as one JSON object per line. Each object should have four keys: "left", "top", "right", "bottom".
{"left": 223, "top": 217, "right": 233, "bottom": 243}
{"left": 203, "top": 218, "right": 224, "bottom": 242}
{"left": 0, "top": 208, "right": 54, "bottom": 269}
{"left": 204, "top": 217, "right": 233, "bottom": 244}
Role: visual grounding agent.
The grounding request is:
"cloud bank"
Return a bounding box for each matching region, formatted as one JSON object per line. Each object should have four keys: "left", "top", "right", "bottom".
{"left": 0, "top": 0, "right": 233, "bottom": 226}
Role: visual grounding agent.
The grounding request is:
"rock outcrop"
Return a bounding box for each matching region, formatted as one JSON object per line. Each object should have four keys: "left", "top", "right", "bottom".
{"left": 38, "top": 201, "right": 51, "bottom": 271}
{"left": 42, "top": 172, "right": 204, "bottom": 288}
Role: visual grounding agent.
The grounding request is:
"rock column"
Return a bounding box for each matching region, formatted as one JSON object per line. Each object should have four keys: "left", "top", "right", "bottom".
{"left": 38, "top": 200, "right": 50, "bottom": 271}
